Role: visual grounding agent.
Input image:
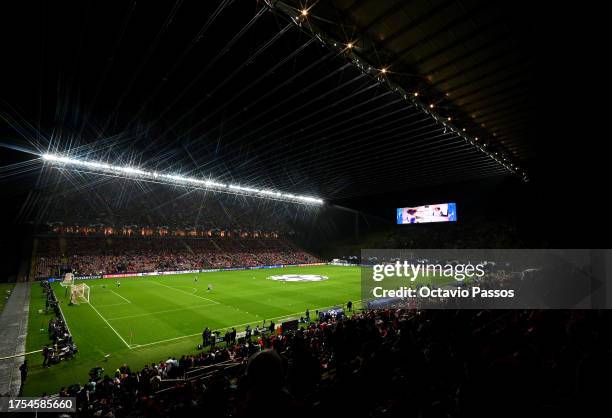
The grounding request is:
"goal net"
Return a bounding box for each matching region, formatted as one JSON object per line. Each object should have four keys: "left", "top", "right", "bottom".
{"left": 60, "top": 272, "right": 75, "bottom": 287}
{"left": 70, "top": 283, "right": 90, "bottom": 304}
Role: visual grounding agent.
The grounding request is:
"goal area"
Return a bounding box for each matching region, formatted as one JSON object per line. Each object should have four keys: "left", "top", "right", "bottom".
{"left": 70, "top": 283, "right": 90, "bottom": 304}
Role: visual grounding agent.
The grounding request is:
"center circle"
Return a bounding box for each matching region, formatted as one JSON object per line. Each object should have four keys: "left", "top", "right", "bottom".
{"left": 267, "top": 274, "right": 329, "bottom": 282}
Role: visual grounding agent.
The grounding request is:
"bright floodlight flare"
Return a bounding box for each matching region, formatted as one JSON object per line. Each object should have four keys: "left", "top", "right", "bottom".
{"left": 41, "top": 153, "right": 324, "bottom": 205}
{"left": 301, "top": 8, "right": 308, "bottom": 16}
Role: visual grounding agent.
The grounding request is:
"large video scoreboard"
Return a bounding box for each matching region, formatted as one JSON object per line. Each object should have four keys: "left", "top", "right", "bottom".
{"left": 396, "top": 202, "right": 457, "bottom": 224}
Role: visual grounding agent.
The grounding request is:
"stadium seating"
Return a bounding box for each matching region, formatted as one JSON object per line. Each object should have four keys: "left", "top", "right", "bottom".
{"left": 32, "top": 234, "right": 321, "bottom": 278}
{"left": 47, "top": 308, "right": 611, "bottom": 417}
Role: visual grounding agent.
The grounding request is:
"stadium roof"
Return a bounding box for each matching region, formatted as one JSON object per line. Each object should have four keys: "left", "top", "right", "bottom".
{"left": 1, "top": 0, "right": 535, "bottom": 218}
{"left": 279, "top": 0, "right": 536, "bottom": 163}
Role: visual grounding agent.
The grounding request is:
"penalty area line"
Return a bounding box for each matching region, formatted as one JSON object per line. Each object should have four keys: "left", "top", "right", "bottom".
{"left": 110, "top": 290, "right": 131, "bottom": 304}
{"left": 106, "top": 302, "right": 219, "bottom": 321}
{"left": 87, "top": 302, "right": 132, "bottom": 349}
{"left": 96, "top": 302, "right": 131, "bottom": 308}
{"left": 148, "top": 280, "right": 220, "bottom": 305}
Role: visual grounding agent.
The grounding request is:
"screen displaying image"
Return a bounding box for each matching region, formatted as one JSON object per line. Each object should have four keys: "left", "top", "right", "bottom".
{"left": 396, "top": 202, "right": 457, "bottom": 224}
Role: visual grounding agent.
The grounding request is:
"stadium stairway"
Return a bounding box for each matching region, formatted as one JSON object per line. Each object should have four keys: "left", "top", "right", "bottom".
{"left": 0, "top": 282, "right": 31, "bottom": 396}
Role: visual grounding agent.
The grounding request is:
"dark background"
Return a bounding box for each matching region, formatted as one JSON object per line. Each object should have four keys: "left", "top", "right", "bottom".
{"left": 0, "top": 1, "right": 604, "bottom": 280}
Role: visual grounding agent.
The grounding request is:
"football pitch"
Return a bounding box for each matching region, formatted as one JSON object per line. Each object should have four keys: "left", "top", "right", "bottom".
{"left": 23, "top": 265, "right": 361, "bottom": 395}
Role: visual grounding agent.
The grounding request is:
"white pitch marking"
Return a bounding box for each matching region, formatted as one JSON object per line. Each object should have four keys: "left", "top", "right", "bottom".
{"left": 130, "top": 332, "right": 203, "bottom": 348}
{"left": 0, "top": 349, "right": 43, "bottom": 360}
{"left": 106, "top": 302, "right": 219, "bottom": 321}
{"left": 95, "top": 302, "right": 131, "bottom": 308}
{"left": 148, "top": 280, "right": 220, "bottom": 304}
{"left": 87, "top": 302, "right": 132, "bottom": 349}
{"left": 130, "top": 300, "right": 364, "bottom": 349}
{"left": 110, "top": 290, "right": 131, "bottom": 304}
{"left": 170, "top": 286, "right": 198, "bottom": 294}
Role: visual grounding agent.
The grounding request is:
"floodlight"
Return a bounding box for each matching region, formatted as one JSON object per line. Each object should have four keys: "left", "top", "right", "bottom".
{"left": 41, "top": 153, "right": 324, "bottom": 205}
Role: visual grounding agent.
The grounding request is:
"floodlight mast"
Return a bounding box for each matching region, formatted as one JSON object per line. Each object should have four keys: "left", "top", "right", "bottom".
{"left": 41, "top": 153, "right": 324, "bottom": 205}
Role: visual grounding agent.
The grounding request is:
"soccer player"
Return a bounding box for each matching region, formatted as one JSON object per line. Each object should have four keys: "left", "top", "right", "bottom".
{"left": 194, "top": 275, "right": 198, "bottom": 282}
{"left": 116, "top": 280, "right": 121, "bottom": 288}
{"left": 207, "top": 283, "right": 212, "bottom": 293}
{"left": 347, "top": 300, "right": 353, "bottom": 312}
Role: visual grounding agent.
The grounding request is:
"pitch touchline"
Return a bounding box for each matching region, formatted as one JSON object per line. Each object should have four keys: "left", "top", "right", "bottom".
{"left": 87, "top": 302, "right": 132, "bottom": 349}
{"left": 130, "top": 300, "right": 364, "bottom": 349}
{"left": 106, "top": 302, "right": 219, "bottom": 321}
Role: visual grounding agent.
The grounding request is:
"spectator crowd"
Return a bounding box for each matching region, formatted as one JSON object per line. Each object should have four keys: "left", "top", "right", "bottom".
{"left": 41, "top": 281, "right": 78, "bottom": 366}
{"left": 34, "top": 237, "right": 321, "bottom": 278}
{"left": 33, "top": 306, "right": 612, "bottom": 417}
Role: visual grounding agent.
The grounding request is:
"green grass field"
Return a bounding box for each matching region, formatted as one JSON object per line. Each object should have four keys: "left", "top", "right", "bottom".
{"left": 23, "top": 265, "right": 361, "bottom": 395}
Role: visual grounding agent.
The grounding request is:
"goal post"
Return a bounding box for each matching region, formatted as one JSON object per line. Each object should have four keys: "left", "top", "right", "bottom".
{"left": 70, "top": 283, "right": 90, "bottom": 304}
{"left": 60, "top": 272, "right": 74, "bottom": 287}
